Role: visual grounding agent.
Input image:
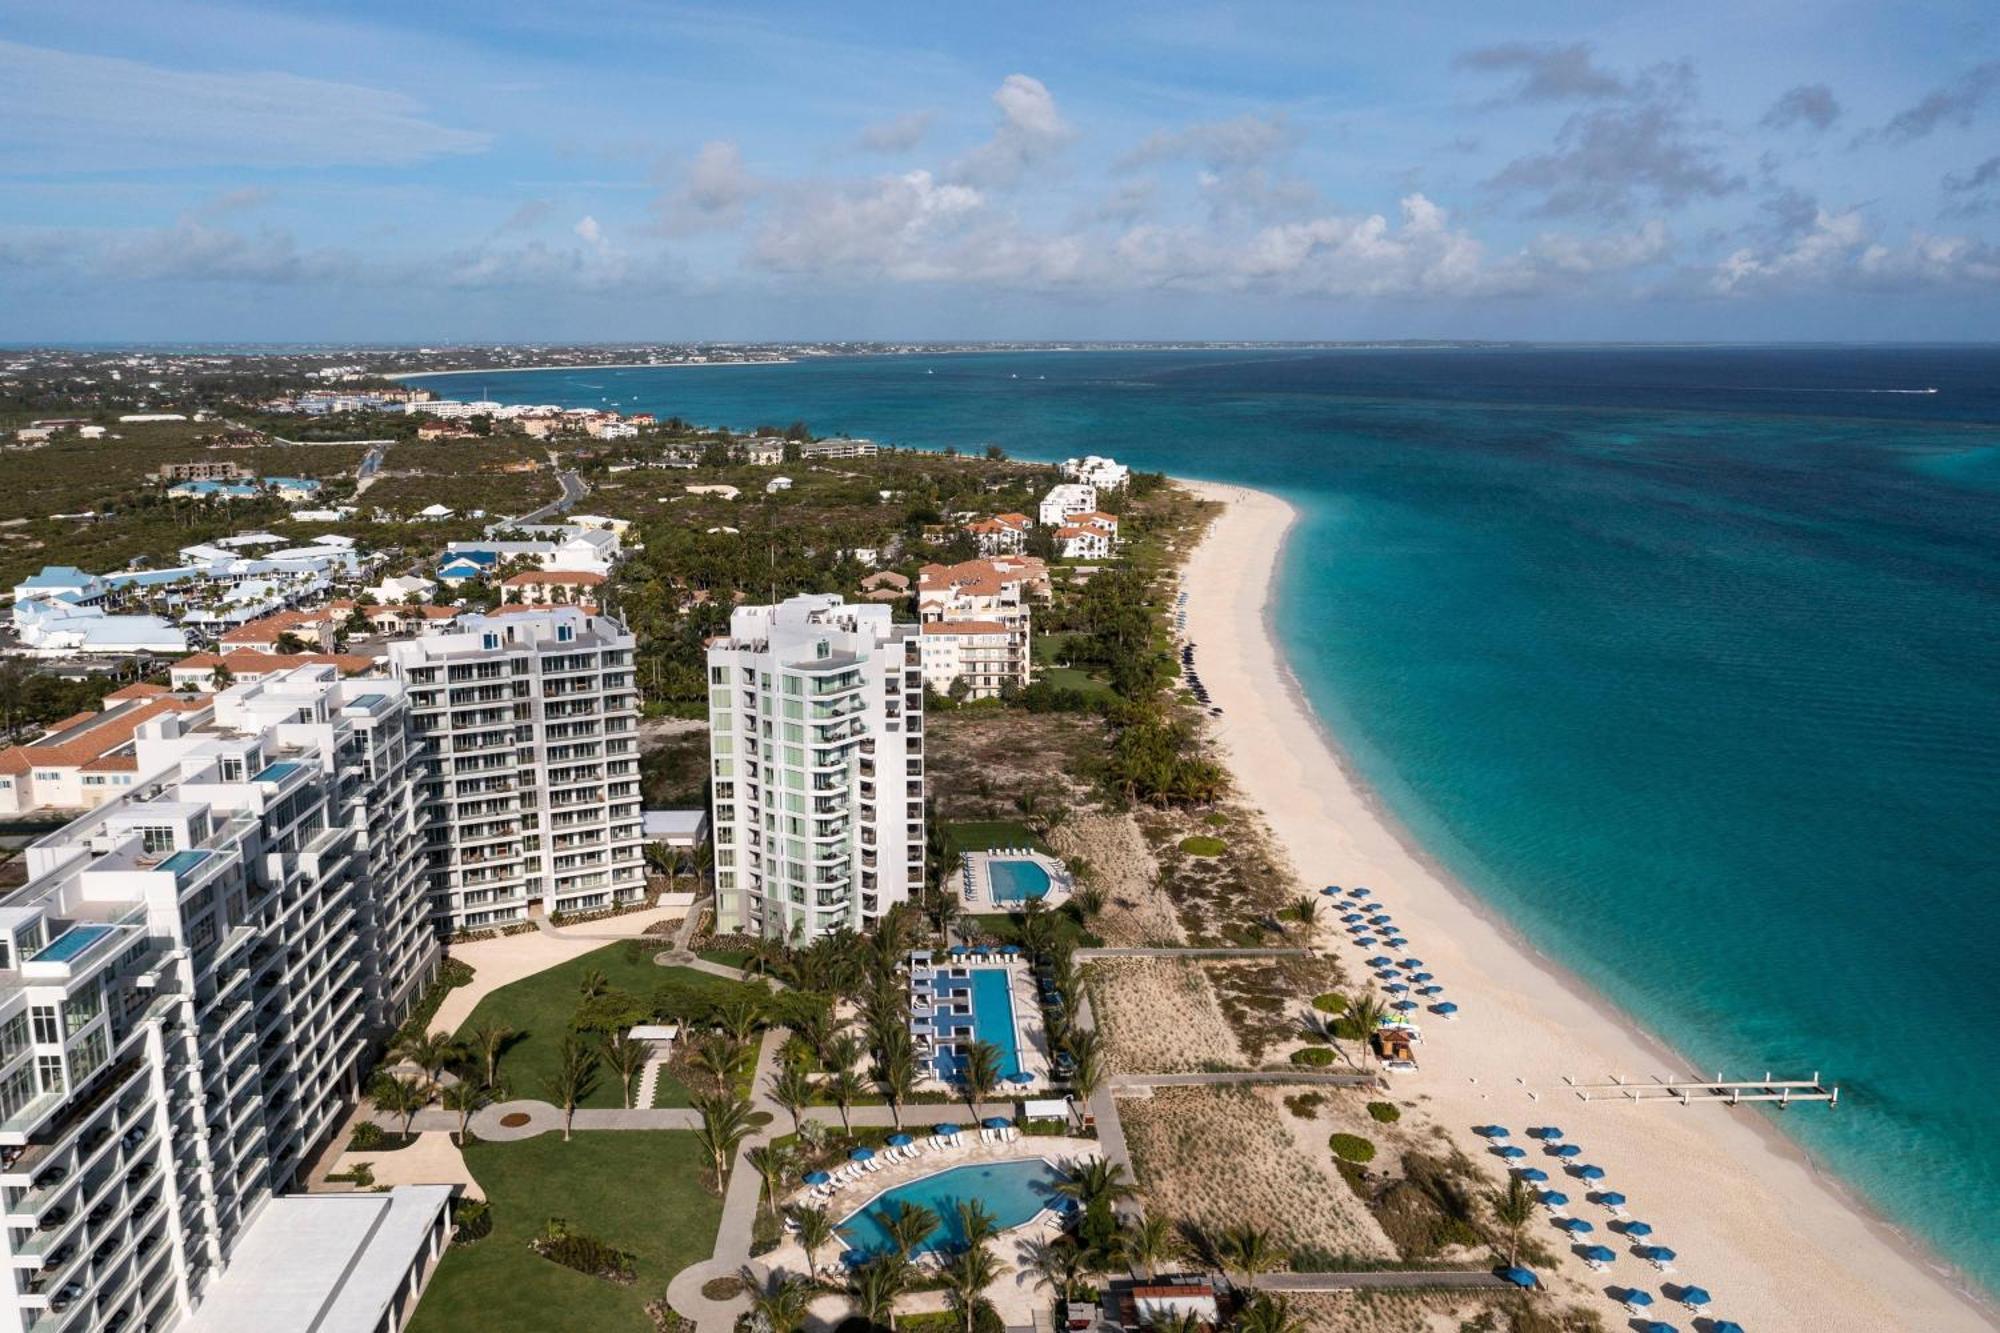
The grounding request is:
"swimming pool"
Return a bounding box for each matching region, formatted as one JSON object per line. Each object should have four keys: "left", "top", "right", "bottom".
{"left": 927, "top": 966, "right": 1024, "bottom": 1082}
{"left": 837, "top": 1158, "right": 1062, "bottom": 1257}
{"left": 987, "top": 857, "right": 1052, "bottom": 903}
{"left": 33, "top": 924, "right": 113, "bottom": 965}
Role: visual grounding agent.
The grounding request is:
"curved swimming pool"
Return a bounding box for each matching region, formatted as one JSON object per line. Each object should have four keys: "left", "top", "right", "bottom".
{"left": 837, "top": 1158, "right": 1063, "bottom": 1256}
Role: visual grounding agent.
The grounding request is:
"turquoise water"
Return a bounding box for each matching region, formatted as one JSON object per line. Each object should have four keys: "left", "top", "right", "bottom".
{"left": 409, "top": 347, "right": 2000, "bottom": 1294}
{"left": 989, "top": 857, "right": 1053, "bottom": 903}
{"left": 837, "top": 1158, "right": 1062, "bottom": 1256}
{"left": 927, "top": 966, "right": 1026, "bottom": 1082}
{"left": 32, "top": 923, "right": 112, "bottom": 964}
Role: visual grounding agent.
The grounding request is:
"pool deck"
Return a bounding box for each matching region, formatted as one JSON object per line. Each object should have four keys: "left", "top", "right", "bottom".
{"left": 954, "top": 849, "right": 1074, "bottom": 912}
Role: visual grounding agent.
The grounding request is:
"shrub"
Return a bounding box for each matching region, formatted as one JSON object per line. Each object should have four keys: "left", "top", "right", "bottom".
{"left": 1202, "top": 812, "right": 1230, "bottom": 828}
{"left": 1367, "top": 1101, "right": 1401, "bottom": 1124}
{"left": 1282, "top": 1092, "right": 1325, "bottom": 1119}
{"left": 1177, "top": 835, "right": 1227, "bottom": 857}
{"left": 348, "top": 1121, "right": 385, "bottom": 1151}
{"left": 533, "top": 1217, "right": 636, "bottom": 1284}
{"left": 700, "top": 1276, "right": 746, "bottom": 1301}
{"left": 1289, "top": 1047, "right": 1335, "bottom": 1068}
{"left": 1328, "top": 1132, "right": 1376, "bottom": 1164}
{"left": 1311, "top": 993, "right": 1348, "bottom": 1015}
{"left": 451, "top": 1198, "right": 492, "bottom": 1245}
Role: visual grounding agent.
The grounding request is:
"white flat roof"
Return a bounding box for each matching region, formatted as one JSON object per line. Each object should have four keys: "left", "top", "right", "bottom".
{"left": 641, "top": 808, "right": 708, "bottom": 840}
{"left": 187, "top": 1186, "right": 453, "bottom": 1333}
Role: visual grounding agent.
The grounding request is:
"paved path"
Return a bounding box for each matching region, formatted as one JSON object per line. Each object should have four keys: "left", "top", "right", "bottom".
{"left": 1109, "top": 1071, "right": 1378, "bottom": 1090}
{"left": 1072, "top": 992, "right": 1140, "bottom": 1222}
{"left": 1075, "top": 946, "right": 1316, "bottom": 959}
{"left": 1253, "top": 1270, "right": 1507, "bottom": 1292}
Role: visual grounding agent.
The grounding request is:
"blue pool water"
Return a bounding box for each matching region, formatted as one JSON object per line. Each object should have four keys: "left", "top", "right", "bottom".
{"left": 988, "top": 858, "right": 1052, "bottom": 903}
{"left": 837, "top": 1158, "right": 1062, "bottom": 1257}
{"left": 409, "top": 347, "right": 2000, "bottom": 1294}
{"left": 33, "top": 924, "right": 113, "bottom": 964}
{"left": 927, "top": 967, "right": 1025, "bottom": 1082}
{"left": 157, "top": 848, "right": 211, "bottom": 878}
{"left": 253, "top": 761, "right": 303, "bottom": 783}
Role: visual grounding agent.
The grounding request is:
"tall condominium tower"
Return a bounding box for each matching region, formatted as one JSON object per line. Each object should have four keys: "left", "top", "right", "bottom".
{"left": 705, "top": 595, "right": 925, "bottom": 942}
{"left": 388, "top": 608, "right": 646, "bottom": 935}
{"left": 0, "top": 667, "right": 439, "bottom": 1333}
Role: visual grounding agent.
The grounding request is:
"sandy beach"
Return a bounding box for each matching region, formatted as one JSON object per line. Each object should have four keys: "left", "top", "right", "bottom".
{"left": 1176, "top": 479, "right": 1994, "bottom": 1332}
{"left": 384, "top": 358, "right": 793, "bottom": 380}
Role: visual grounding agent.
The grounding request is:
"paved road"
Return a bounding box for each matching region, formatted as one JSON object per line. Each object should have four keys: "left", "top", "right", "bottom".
{"left": 516, "top": 453, "right": 588, "bottom": 523}
{"left": 1253, "top": 1270, "right": 1507, "bottom": 1292}
{"left": 1075, "top": 947, "right": 1315, "bottom": 960}
{"left": 1110, "top": 1071, "right": 1377, "bottom": 1090}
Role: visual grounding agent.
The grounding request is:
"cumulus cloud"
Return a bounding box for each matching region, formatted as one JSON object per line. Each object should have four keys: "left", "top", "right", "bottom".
{"left": 1710, "top": 204, "right": 2000, "bottom": 293}
{"left": 0, "top": 39, "right": 488, "bottom": 171}
{"left": 1761, "top": 84, "right": 1841, "bottom": 132}
{"left": 950, "top": 74, "right": 1074, "bottom": 188}
{"left": 655, "top": 140, "right": 760, "bottom": 233}
{"left": 1478, "top": 61, "right": 1743, "bottom": 217}
{"left": 1871, "top": 60, "right": 2000, "bottom": 144}
{"left": 1454, "top": 42, "right": 1627, "bottom": 104}
{"left": 752, "top": 170, "right": 990, "bottom": 280}
{"left": 857, "top": 111, "right": 935, "bottom": 153}
{"left": 573, "top": 215, "right": 604, "bottom": 246}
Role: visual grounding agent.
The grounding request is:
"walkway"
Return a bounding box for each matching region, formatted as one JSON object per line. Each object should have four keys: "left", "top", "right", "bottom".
{"left": 1109, "top": 1071, "right": 1377, "bottom": 1090}
{"left": 1253, "top": 1270, "right": 1507, "bottom": 1292}
{"left": 1075, "top": 946, "right": 1315, "bottom": 960}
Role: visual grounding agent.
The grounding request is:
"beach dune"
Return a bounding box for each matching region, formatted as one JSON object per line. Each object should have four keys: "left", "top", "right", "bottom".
{"left": 1176, "top": 479, "right": 1993, "bottom": 1332}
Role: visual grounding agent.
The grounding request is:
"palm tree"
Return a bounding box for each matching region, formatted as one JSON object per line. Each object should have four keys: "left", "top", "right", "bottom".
{"left": 392, "top": 1029, "right": 462, "bottom": 1095}
{"left": 744, "top": 936, "right": 786, "bottom": 978}
{"left": 579, "top": 967, "right": 609, "bottom": 1000}
{"left": 1218, "top": 1223, "right": 1284, "bottom": 1288}
{"left": 747, "top": 1143, "right": 791, "bottom": 1218}
{"left": 441, "top": 1079, "right": 489, "bottom": 1145}
{"left": 1288, "top": 895, "right": 1320, "bottom": 937}
{"left": 693, "top": 1093, "right": 756, "bottom": 1188}
{"left": 601, "top": 1030, "right": 647, "bottom": 1109}
{"left": 542, "top": 1035, "right": 599, "bottom": 1141}
{"left": 1235, "top": 1295, "right": 1304, "bottom": 1333}
{"left": 208, "top": 663, "right": 234, "bottom": 691}
{"left": 1143, "top": 1311, "right": 1206, "bottom": 1333}
{"left": 881, "top": 1199, "right": 940, "bottom": 1260}
{"left": 930, "top": 892, "right": 962, "bottom": 943}
{"left": 960, "top": 1040, "right": 1003, "bottom": 1119}
{"left": 955, "top": 1200, "right": 999, "bottom": 1255}
{"left": 691, "top": 1032, "right": 748, "bottom": 1095}
{"left": 744, "top": 1270, "right": 811, "bottom": 1333}
{"left": 1064, "top": 1028, "right": 1104, "bottom": 1103}
{"left": 790, "top": 1203, "right": 837, "bottom": 1279}
{"left": 768, "top": 1062, "right": 816, "bottom": 1135}
{"left": 943, "top": 1244, "right": 1005, "bottom": 1333}
{"left": 467, "top": 1021, "right": 514, "bottom": 1088}
{"left": 1342, "top": 993, "right": 1390, "bottom": 1072}
{"left": 1124, "top": 1212, "right": 1176, "bottom": 1279}
{"left": 1055, "top": 1158, "right": 1135, "bottom": 1216}
{"left": 845, "top": 1257, "right": 905, "bottom": 1329}
{"left": 825, "top": 1031, "right": 865, "bottom": 1077}
{"left": 718, "top": 998, "right": 763, "bottom": 1045}
{"left": 368, "top": 1073, "right": 426, "bottom": 1137}
{"left": 826, "top": 1068, "right": 865, "bottom": 1135}
{"left": 878, "top": 1041, "right": 918, "bottom": 1130}
{"left": 1489, "top": 1175, "right": 1538, "bottom": 1269}
{"left": 1022, "top": 1237, "right": 1087, "bottom": 1302}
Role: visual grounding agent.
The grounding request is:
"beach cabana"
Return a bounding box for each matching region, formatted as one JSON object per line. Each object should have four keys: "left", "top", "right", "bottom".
{"left": 1679, "top": 1286, "right": 1712, "bottom": 1310}
{"left": 1499, "top": 1267, "right": 1537, "bottom": 1289}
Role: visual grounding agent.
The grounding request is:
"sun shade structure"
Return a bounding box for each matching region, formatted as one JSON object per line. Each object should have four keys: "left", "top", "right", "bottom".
{"left": 804, "top": 1171, "right": 833, "bottom": 1185}
{"left": 1680, "top": 1287, "right": 1712, "bottom": 1308}
{"left": 1499, "top": 1267, "right": 1537, "bottom": 1289}
{"left": 1622, "top": 1289, "right": 1655, "bottom": 1308}
{"left": 850, "top": 1147, "right": 875, "bottom": 1161}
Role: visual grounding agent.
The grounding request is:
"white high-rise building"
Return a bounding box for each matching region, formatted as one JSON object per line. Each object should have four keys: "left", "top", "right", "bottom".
{"left": 706, "top": 595, "right": 925, "bottom": 942}
{"left": 0, "top": 666, "right": 440, "bottom": 1333}
{"left": 388, "top": 608, "right": 646, "bottom": 934}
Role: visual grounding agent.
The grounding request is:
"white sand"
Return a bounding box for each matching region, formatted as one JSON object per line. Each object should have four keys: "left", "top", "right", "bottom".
{"left": 1177, "top": 480, "right": 1993, "bottom": 1332}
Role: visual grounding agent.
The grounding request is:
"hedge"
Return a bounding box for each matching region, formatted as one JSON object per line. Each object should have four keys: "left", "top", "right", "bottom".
{"left": 1367, "top": 1101, "right": 1401, "bottom": 1124}
{"left": 1329, "top": 1133, "right": 1376, "bottom": 1164}
{"left": 1178, "top": 835, "right": 1227, "bottom": 857}
{"left": 1311, "top": 993, "right": 1348, "bottom": 1015}
{"left": 1289, "top": 1047, "right": 1335, "bottom": 1067}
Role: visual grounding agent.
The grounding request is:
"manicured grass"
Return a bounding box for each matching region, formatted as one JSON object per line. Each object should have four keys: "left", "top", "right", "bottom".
{"left": 451, "top": 943, "right": 761, "bottom": 1110}
{"left": 406, "top": 1131, "right": 722, "bottom": 1333}
{"left": 968, "top": 911, "right": 1103, "bottom": 952}
{"left": 697, "top": 947, "right": 752, "bottom": 970}
{"left": 940, "top": 820, "right": 1048, "bottom": 857}
{"left": 1032, "top": 634, "right": 1119, "bottom": 700}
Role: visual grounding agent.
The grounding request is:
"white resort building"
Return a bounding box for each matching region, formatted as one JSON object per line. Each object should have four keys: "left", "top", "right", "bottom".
{"left": 0, "top": 666, "right": 443, "bottom": 1333}
{"left": 915, "top": 558, "right": 1046, "bottom": 699}
{"left": 387, "top": 608, "right": 646, "bottom": 934}
{"left": 1061, "top": 455, "right": 1130, "bottom": 490}
{"left": 705, "top": 595, "right": 925, "bottom": 943}
{"left": 1037, "top": 482, "right": 1097, "bottom": 528}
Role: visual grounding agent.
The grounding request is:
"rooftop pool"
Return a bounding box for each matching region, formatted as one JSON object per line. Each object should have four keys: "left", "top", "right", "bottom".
{"left": 838, "top": 1158, "right": 1062, "bottom": 1257}
{"left": 33, "top": 923, "right": 114, "bottom": 965}
{"left": 988, "top": 857, "right": 1052, "bottom": 903}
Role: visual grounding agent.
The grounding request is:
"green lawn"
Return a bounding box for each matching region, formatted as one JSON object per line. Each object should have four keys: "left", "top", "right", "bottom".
{"left": 450, "top": 943, "right": 764, "bottom": 1110}
{"left": 1031, "top": 634, "right": 1118, "bottom": 700}
{"left": 406, "top": 1132, "right": 722, "bottom": 1333}
{"left": 696, "top": 946, "right": 752, "bottom": 970}
{"left": 967, "top": 911, "right": 1102, "bottom": 951}
{"left": 940, "top": 820, "right": 1048, "bottom": 858}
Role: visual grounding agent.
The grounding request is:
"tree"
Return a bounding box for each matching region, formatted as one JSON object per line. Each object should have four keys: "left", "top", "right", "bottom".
{"left": 467, "top": 1021, "right": 514, "bottom": 1089}
{"left": 368, "top": 1073, "right": 426, "bottom": 1137}
{"left": 745, "top": 1270, "right": 811, "bottom": 1333}
{"left": 1065, "top": 1028, "right": 1104, "bottom": 1103}
{"left": 208, "top": 663, "right": 235, "bottom": 691}
{"left": 790, "top": 1203, "right": 837, "bottom": 1278}
{"left": 690, "top": 1032, "right": 749, "bottom": 1095}
{"left": 1287, "top": 895, "right": 1320, "bottom": 937}
{"left": 881, "top": 1199, "right": 941, "bottom": 1260}
{"left": 442, "top": 1079, "right": 489, "bottom": 1145}
{"left": 768, "top": 1061, "right": 816, "bottom": 1135}
{"left": 1341, "top": 993, "right": 1390, "bottom": 1072}
{"left": 693, "top": 1093, "right": 756, "bottom": 1188}
{"left": 956, "top": 1200, "right": 999, "bottom": 1255}
{"left": 1125, "top": 1212, "right": 1176, "bottom": 1280}
{"left": 542, "top": 1035, "right": 599, "bottom": 1141}
{"left": 1218, "top": 1223, "right": 1284, "bottom": 1287}
{"left": 943, "top": 1244, "right": 1005, "bottom": 1333}
{"left": 392, "top": 1029, "right": 462, "bottom": 1093}
{"left": 845, "top": 1257, "right": 906, "bottom": 1329}
{"left": 877, "top": 1039, "right": 918, "bottom": 1130}
{"left": 1055, "top": 1157, "right": 1135, "bottom": 1215}
{"left": 826, "top": 1068, "right": 866, "bottom": 1135}
{"left": 1023, "top": 1237, "right": 1087, "bottom": 1302}
{"left": 748, "top": 1143, "right": 791, "bottom": 1218}
{"left": 601, "top": 1029, "right": 647, "bottom": 1109}
{"left": 960, "top": 1040, "right": 1003, "bottom": 1118}
{"left": 273, "top": 630, "right": 308, "bottom": 655}
{"left": 1235, "top": 1295, "right": 1304, "bottom": 1333}
{"left": 1489, "top": 1175, "right": 1538, "bottom": 1269}
{"left": 579, "top": 967, "right": 610, "bottom": 1000}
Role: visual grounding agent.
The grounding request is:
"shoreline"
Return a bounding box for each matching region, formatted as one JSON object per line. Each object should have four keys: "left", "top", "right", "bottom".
{"left": 1172, "top": 477, "right": 1995, "bottom": 1331}
{"left": 385, "top": 359, "right": 794, "bottom": 381}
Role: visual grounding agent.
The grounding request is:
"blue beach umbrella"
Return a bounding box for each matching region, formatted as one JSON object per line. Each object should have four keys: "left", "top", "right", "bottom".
{"left": 1640, "top": 1324, "right": 1675, "bottom": 1333}
{"left": 1709, "top": 1323, "right": 1745, "bottom": 1333}
{"left": 1515, "top": 1167, "right": 1548, "bottom": 1183}
{"left": 1411, "top": 972, "right": 1434, "bottom": 982}
{"left": 1531, "top": 1126, "right": 1563, "bottom": 1140}
{"left": 1577, "top": 1164, "right": 1607, "bottom": 1182}
{"left": 1369, "top": 915, "right": 1392, "bottom": 926}
{"left": 1433, "top": 1002, "right": 1459, "bottom": 1016}
{"left": 1538, "top": 1191, "right": 1569, "bottom": 1208}
{"left": 1680, "top": 1287, "right": 1712, "bottom": 1308}
{"left": 1386, "top": 936, "right": 1409, "bottom": 948}
{"left": 1595, "top": 1191, "right": 1627, "bottom": 1208}
{"left": 983, "top": 1116, "right": 1011, "bottom": 1129}
{"left": 935, "top": 1123, "right": 962, "bottom": 1136}
{"left": 1321, "top": 886, "right": 1342, "bottom": 896}
{"left": 1557, "top": 1217, "right": 1595, "bottom": 1234}
{"left": 1418, "top": 985, "right": 1444, "bottom": 997}
{"left": 1499, "top": 1267, "right": 1537, "bottom": 1289}
{"left": 1376, "top": 969, "right": 1402, "bottom": 982}
{"left": 1400, "top": 957, "right": 1423, "bottom": 968}
{"left": 1387, "top": 983, "right": 1410, "bottom": 995}
{"left": 1000, "top": 945, "right": 1021, "bottom": 956}
{"left": 1342, "top": 913, "right": 1364, "bottom": 923}
{"left": 1355, "top": 936, "right": 1377, "bottom": 947}
{"left": 1579, "top": 1244, "right": 1615, "bottom": 1264}
{"left": 1352, "top": 887, "right": 1372, "bottom": 897}
{"left": 1622, "top": 1221, "right": 1655, "bottom": 1238}
{"left": 803, "top": 1170, "right": 832, "bottom": 1185}
{"left": 1496, "top": 1145, "right": 1526, "bottom": 1160}
{"left": 1008, "top": 1071, "right": 1035, "bottom": 1084}
{"left": 1392, "top": 1000, "right": 1418, "bottom": 1012}
{"left": 1368, "top": 956, "right": 1392, "bottom": 968}
{"left": 849, "top": 1147, "right": 875, "bottom": 1161}
{"left": 1480, "top": 1125, "right": 1511, "bottom": 1139}
{"left": 1639, "top": 1245, "right": 1677, "bottom": 1263}
{"left": 886, "top": 1133, "right": 914, "bottom": 1147}
{"left": 1622, "top": 1289, "right": 1654, "bottom": 1309}
{"left": 1551, "top": 1143, "right": 1583, "bottom": 1159}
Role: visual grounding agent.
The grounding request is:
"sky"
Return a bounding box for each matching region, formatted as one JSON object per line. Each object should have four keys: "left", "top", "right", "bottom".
{"left": 2, "top": 0, "right": 1998, "bottom": 343}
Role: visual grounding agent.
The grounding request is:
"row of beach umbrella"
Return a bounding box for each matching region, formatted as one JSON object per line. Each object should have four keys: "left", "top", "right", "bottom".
{"left": 1325, "top": 884, "right": 1461, "bottom": 1019}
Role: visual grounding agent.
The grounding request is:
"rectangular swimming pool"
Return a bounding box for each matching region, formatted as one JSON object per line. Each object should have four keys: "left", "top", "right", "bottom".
{"left": 988, "top": 857, "right": 1052, "bottom": 903}
{"left": 929, "top": 965, "right": 1025, "bottom": 1082}
{"left": 33, "top": 924, "right": 114, "bottom": 965}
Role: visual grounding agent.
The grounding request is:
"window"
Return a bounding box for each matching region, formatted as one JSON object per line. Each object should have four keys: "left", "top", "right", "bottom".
{"left": 0, "top": 1012, "right": 26, "bottom": 1062}
{"left": 557, "top": 624, "right": 574, "bottom": 643}
{"left": 0, "top": 1065, "right": 34, "bottom": 1119}
{"left": 63, "top": 989, "right": 100, "bottom": 1030}
{"left": 35, "top": 1055, "right": 64, "bottom": 1094}
{"left": 30, "top": 1007, "right": 60, "bottom": 1046}
{"left": 136, "top": 825, "right": 176, "bottom": 856}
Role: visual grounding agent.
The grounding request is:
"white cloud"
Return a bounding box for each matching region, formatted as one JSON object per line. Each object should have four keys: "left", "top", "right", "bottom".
{"left": 1710, "top": 207, "right": 2000, "bottom": 292}
{"left": 1122, "top": 113, "right": 1295, "bottom": 172}
{"left": 857, "top": 111, "right": 935, "bottom": 154}
{"left": 655, "top": 140, "right": 760, "bottom": 233}
{"left": 951, "top": 74, "right": 1074, "bottom": 188}
{"left": 0, "top": 39, "right": 489, "bottom": 171}
{"left": 573, "top": 215, "right": 604, "bottom": 246}
{"left": 752, "top": 170, "right": 987, "bottom": 280}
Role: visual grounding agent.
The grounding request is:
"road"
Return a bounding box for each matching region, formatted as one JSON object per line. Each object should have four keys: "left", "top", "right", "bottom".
{"left": 515, "top": 449, "right": 588, "bottom": 523}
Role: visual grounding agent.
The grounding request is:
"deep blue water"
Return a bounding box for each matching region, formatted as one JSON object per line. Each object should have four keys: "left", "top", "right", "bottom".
{"left": 410, "top": 346, "right": 2000, "bottom": 1293}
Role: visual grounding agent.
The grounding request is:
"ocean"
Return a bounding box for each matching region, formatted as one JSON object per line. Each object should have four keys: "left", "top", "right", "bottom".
{"left": 407, "top": 346, "right": 2000, "bottom": 1293}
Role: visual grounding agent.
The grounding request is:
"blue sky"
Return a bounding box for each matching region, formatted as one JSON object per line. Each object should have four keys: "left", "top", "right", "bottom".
{"left": 3, "top": 0, "right": 1998, "bottom": 342}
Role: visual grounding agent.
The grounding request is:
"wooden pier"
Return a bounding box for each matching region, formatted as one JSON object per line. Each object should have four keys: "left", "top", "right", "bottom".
{"left": 1562, "top": 1071, "right": 1839, "bottom": 1108}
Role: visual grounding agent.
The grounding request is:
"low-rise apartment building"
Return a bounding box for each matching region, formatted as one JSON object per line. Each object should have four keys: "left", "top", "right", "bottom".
{"left": 1038, "top": 482, "right": 1097, "bottom": 528}
{"left": 388, "top": 609, "right": 645, "bottom": 933}
{"left": 0, "top": 687, "right": 212, "bottom": 817}
{"left": 1061, "top": 455, "right": 1130, "bottom": 490}
{"left": 915, "top": 557, "right": 1046, "bottom": 698}
{"left": 966, "top": 513, "right": 1031, "bottom": 556}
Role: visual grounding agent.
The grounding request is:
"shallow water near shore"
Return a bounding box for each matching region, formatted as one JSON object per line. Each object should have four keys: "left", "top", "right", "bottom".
{"left": 408, "top": 345, "right": 2000, "bottom": 1294}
